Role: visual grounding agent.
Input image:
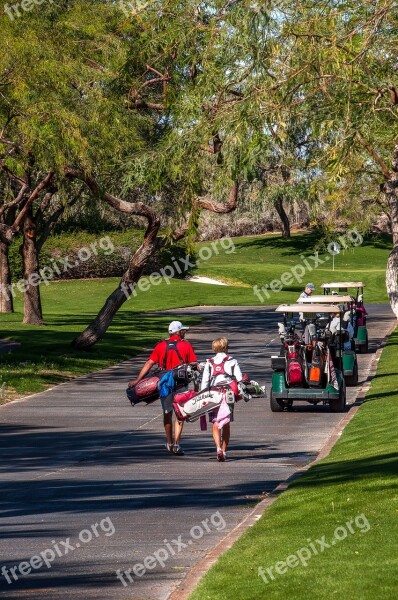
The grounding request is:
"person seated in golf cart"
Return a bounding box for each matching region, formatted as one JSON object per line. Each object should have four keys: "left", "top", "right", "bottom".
{"left": 328, "top": 311, "right": 354, "bottom": 350}
{"left": 298, "top": 283, "right": 315, "bottom": 301}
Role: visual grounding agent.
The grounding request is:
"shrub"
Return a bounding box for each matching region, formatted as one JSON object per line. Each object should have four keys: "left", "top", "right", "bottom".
{"left": 8, "top": 231, "right": 193, "bottom": 281}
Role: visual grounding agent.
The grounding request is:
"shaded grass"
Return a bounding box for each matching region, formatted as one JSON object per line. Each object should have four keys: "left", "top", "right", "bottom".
{"left": 188, "top": 327, "right": 398, "bottom": 600}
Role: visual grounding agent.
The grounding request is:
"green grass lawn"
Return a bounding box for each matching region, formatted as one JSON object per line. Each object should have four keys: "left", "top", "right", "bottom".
{"left": 194, "top": 231, "right": 391, "bottom": 303}
{"left": 0, "top": 231, "right": 392, "bottom": 399}
{"left": 188, "top": 327, "right": 398, "bottom": 600}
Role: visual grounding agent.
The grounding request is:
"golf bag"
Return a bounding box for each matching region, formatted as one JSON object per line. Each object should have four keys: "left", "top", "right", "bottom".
{"left": 287, "top": 358, "right": 304, "bottom": 386}
{"left": 284, "top": 338, "right": 304, "bottom": 387}
{"left": 172, "top": 364, "right": 191, "bottom": 387}
{"left": 173, "top": 384, "right": 237, "bottom": 422}
{"left": 356, "top": 306, "right": 367, "bottom": 327}
{"left": 308, "top": 345, "right": 324, "bottom": 387}
{"left": 126, "top": 375, "right": 161, "bottom": 406}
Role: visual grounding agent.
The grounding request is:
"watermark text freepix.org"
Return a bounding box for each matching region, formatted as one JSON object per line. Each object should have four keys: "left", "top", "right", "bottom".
{"left": 258, "top": 512, "right": 370, "bottom": 585}
{"left": 119, "top": 0, "right": 151, "bottom": 17}
{"left": 121, "top": 236, "right": 235, "bottom": 299}
{"left": 4, "top": 0, "right": 54, "bottom": 21}
{"left": 253, "top": 228, "right": 363, "bottom": 302}
{"left": 116, "top": 510, "right": 226, "bottom": 587}
{"left": 1, "top": 517, "right": 115, "bottom": 585}
{"left": 0, "top": 235, "right": 114, "bottom": 301}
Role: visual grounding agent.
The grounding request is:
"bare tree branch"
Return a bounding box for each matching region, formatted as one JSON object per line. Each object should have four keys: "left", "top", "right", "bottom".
{"left": 0, "top": 183, "right": 28, "bottom": 218}
{"left": 12, "top": 171, "right": 55, "bottom": 232}
{"left": 356, "top": 132, "right": 392, "bottom": 179}
{"left": 128, "top": 99, "right": 166, "bottom": 111}
{"left": 0, "top": 159, "right": 28, "bottom": 186}
{"left": 171, "top": 181, "right": 239, "bottom": 241}
{"left": 196, "top": 180, "right": 239, "bottom": 212}
{"left": 64, "top": 167, "right": 161, "bottom": 237}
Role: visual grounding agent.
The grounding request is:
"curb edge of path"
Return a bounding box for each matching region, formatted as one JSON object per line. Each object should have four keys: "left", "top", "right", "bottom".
{"left": 166, "top": 320, "right": 397, "bottom": 600}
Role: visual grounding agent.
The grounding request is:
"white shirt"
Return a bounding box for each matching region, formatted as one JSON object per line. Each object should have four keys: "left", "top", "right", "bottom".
{"left": 329, "top": 317, "right": 354, "bottom": 338}
{"left": 329, "top": 317, "right": 354, "bottom": 350}
{"left": 200, "top": 352, "right": 243, "bottom": 390}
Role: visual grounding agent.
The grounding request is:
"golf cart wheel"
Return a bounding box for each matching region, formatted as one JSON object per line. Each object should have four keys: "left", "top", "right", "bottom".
{"left": 270, "top": 391, "right": 285, "bottom": 412}
{"left": 345, "top": 360, "right": 359, "bottom": 387}
{"left": 329, "top": 380, "right": 346, "bottom": 413}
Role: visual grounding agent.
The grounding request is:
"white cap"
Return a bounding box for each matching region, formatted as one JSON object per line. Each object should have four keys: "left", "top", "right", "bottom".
{"left": 168, "top": 320, "right": 189, "bottom": 334}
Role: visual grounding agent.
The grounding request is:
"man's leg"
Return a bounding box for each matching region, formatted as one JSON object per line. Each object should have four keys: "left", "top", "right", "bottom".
{"left": 164, "top": 411, "right": 173, "bottom": 445}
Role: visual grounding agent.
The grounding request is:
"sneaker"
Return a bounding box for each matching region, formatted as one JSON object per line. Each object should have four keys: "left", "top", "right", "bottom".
{"left": 173, "top": 445, "right": 185, "bottom": 456}
{"left": 165, "top": 443, "right": 174, "bottom": 454}
{"left": 217, "top": 449, "right": 225, "bottom": 462}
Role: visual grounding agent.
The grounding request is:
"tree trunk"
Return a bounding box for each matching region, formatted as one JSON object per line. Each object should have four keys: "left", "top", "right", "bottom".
{"left": 72, "top": 284, "right": 134, "bottom": 349}
{"left": 0, "top": 239, "right": 13, "bottom": 313}
{"left": 274, "top": 195, "right": 291, "bottom": 238}
{"left": 72, "top": 232, "right": 161, "bottom": 349}
{"left": 386, "top": 247, "right": 398, "bottom": 318}
{"left": 383, "top": 144, "right": 398, "bottom": 319}
{"left": 21, "top": 212, "right": 43, "bottom": 325}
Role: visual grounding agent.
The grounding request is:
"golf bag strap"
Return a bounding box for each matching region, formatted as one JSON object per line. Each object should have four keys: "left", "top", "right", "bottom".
{"left": 162, "top": 340, "right": 185, "bottom": 370}
{"left": 208, "top": 356, "right": 234, "bottom": 387}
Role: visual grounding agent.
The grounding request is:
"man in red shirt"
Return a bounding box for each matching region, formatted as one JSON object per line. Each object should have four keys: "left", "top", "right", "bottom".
{"left": 130, "top": 321, "right": 197, "bottom": 455}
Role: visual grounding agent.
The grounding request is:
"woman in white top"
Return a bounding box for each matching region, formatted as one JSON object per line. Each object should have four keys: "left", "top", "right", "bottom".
{"left": 329, "top": 311, "right": 355, "bottom": 350}
{"left": 201, "top": 337, "right": 243, "bottom": 462}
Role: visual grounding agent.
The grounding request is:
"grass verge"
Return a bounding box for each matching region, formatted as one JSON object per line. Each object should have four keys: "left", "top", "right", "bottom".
{"left": 188, "top": 327, "right": 398, "bottom": 600}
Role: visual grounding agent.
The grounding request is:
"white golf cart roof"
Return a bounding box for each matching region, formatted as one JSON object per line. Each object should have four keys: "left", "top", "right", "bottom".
{"left": 321, "top": 282, "right": 365, "bottom": 289}
{"left": 275, "top": 304, "right": 342, "bottom": 314}
{"left": 298, "top": 295, "right": 353, "bottom": 303}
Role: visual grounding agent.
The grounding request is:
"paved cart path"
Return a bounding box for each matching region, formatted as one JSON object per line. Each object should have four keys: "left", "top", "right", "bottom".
{"left": 0, "top": 305, "right": 394, "bottom": 600}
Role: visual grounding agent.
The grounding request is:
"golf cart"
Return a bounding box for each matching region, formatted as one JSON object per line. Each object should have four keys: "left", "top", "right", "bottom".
{"left": 322, "top": 282, "right": 368, "bottom": 353}
{"left": 297, "top": 295, "right": 359, "bottom": 386}
{"left": 270, "top": 304, "right": 346, "bottom": 413}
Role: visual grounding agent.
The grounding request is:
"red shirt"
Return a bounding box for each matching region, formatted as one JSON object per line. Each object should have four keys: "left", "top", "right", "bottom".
{"left": 150, "top": 335, "right": 197, "bottom": 370}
